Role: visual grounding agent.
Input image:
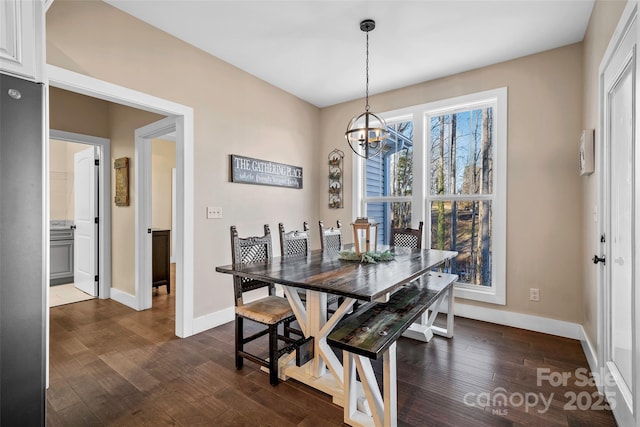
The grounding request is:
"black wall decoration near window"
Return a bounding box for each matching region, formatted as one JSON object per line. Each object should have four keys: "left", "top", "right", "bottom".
{"left": 328, "top": 149, "right": 344, "bottom": 208}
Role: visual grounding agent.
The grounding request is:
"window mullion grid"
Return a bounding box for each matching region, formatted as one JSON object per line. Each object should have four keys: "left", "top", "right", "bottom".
{"left": 363, "top": 196, "right": 413, "bottom": 204}
{"left": 428, "top": 194, "right": 494, "bottom": 203}
{"left": 426, "top": 194, "right": 495, "bottom": 292}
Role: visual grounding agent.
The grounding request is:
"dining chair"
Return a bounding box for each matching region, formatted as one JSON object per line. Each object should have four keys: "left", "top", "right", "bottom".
{"left": 230, "top": 224, "right": 299, "bottom": 385}
{"left": 278, "top": 221, "right": 311, "bottom": 258}
{"left": 390, "top": 221, "right": 424, "bottom": 249}
{"left": 279, "top": 222, "right": 339, "bottom": 321}
{"left": 318, "top": 220, "right": 343, "bottom": 254}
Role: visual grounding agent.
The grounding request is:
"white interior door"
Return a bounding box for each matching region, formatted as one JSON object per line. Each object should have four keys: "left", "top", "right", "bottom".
{"left": 600, "top": 12, "right": 637, "bottom": 426}
{"left": 74, "top": 146, "right": 98, "bottom": 296}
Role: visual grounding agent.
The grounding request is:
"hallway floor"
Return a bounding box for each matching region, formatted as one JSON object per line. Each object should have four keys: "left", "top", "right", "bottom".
{"left": 46, "top": 290, "right": 617, "bottom": 426}
{"left": 50, "top": 284, "right": 95, "bottom": 307}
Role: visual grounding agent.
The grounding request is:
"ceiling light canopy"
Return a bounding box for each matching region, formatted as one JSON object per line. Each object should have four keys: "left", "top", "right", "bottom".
{"left": 345, "top": 19, "right": 388, "bottom": 159}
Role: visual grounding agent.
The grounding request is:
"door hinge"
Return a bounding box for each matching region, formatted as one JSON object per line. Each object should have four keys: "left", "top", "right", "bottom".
{"left": 94, "top": 275, "right": 99, "bottom": 282}
{"left": 95, "top": 217, "right": 99, "bottom": 224}
{"left": 600, "top": 234, "right": 606, "bottom": 243}
{"left": 95, "top": 159, "right": 100, "bottom": 166}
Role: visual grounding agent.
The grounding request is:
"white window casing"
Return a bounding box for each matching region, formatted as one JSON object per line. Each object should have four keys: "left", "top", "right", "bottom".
{"left": 353, "top": 87, "right": 507, "bottom": 305}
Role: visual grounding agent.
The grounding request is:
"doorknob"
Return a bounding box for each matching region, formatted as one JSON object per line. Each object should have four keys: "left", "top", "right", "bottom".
{"left": 592, "top": 255, "right": 606, "bottom": 265}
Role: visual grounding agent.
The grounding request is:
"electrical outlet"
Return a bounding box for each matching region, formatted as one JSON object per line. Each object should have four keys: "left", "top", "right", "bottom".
{"left": 530, "top": 288, "right": 540, "bottom": 302}
{"left": 207, "top": 206, "right": 222, "bottom": 219}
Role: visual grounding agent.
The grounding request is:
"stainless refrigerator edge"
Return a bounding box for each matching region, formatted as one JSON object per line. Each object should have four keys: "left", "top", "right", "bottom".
{"left": 0, "top": 72, "right": 46, "bottom": 425}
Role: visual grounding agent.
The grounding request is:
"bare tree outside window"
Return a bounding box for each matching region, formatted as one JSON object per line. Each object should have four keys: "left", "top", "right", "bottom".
{"left": 429, "top": 107, "right": 494, "bottom": 287}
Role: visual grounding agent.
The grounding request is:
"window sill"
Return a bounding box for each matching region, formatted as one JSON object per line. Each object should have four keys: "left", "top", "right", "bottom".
{"left": 454, "top": 283, "right": 505, "bottom": 305}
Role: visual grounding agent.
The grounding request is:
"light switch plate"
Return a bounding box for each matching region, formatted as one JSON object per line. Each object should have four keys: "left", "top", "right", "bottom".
{"left": 207, "top": 206, "right": 222, "bottom": 219}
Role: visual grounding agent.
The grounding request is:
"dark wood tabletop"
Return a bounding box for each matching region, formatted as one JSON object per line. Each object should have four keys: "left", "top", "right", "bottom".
{"left": 215, "top": 247, "right": 457, "bottom": 301}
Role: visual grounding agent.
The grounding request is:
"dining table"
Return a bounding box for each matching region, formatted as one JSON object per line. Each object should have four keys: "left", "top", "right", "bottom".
{"left": 215, "top": 246, "right": 457, "bottom": 411}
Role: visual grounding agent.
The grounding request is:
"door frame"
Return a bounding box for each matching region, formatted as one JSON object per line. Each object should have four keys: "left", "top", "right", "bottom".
{"left": 47, "top": 65, "right": 195, "bottom": 338}
{"left": 597, "top": 1, "right": 639, "bottom": 424}
{"left": 135, "top": 117, "right": 178, "bottom": 311}
{"left": 50, "top": 129, "right": 110, "bottom": 299}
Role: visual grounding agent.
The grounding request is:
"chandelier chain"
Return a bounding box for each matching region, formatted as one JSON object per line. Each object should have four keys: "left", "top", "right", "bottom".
{"left": 345, "top": 18, "right": 387, "bottom": 159}
{"left": 365, "top": 30, "right": 370, "bottom": 112}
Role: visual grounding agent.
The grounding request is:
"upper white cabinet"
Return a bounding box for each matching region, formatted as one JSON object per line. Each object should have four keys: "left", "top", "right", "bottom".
{"left": 0, "top": 0, "right": 45, "bottom": 82}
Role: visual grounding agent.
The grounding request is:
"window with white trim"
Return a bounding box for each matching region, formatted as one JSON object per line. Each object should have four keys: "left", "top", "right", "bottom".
{"left": 353, "top": 88, "right": 507, "bottom": 304}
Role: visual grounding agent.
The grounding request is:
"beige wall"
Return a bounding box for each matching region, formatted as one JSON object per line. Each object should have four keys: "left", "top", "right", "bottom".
{"left": 108, "top": 103, "right": 165, "bottom": 294}
{"left": 47, "top": 0, "right": 321, "bottom": 317}
{"left": 321, "top": 44, "right": 585, "bottom": 324}
{"left": 47, "top": 0, "right": 628, "bottom": 330}
{"left": 49, "top": 139, "right": 88, "bottom": 220}
{"left": 152, "top": 138, "right": 176, "bottom": 256}
{"left": 581, "top": 0, "right": 627, "bottom": 347}
{"left": 49, "top": 87, "right": 110, "bottom": 138}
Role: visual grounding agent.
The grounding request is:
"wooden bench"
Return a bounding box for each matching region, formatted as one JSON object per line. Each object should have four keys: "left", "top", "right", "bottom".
{"left": 327, "top": 271, "right": 457, "bottom": 427}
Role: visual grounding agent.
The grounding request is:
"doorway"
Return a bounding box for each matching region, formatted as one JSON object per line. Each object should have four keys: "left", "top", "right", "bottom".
{"left": 139, "top": 120, "right": 177, "bottom": 307}
{"left": 48, "top": 65, "right": 194, "bottom": 338}
{"left": 597, "top": 3, "right": 639, "bottom": 425}
{"left": 49, "top": 130, "right": 111, "bottom": 306}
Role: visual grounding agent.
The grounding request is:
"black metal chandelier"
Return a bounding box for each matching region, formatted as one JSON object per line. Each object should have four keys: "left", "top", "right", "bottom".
{"left": 345, "top": 19, "right": 388, "bottom": 159}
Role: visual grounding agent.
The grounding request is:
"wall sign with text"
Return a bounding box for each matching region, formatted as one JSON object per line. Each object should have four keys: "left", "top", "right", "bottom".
{"left": 230, "top": 155, "right": 303, "bottom": 189}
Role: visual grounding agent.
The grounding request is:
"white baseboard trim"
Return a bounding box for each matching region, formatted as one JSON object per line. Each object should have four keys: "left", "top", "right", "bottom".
{"left": 454, "top": 302, "right": 582, "bottom": 340}
{"left": 192, "top": 306, "right": 234, "bottom": 335}
{"left": 580, "top": 326, "right": 599, "bottom": 370}
{"left": 579, "top": 326, "right": 602, "bottom": 393}
{"left": 188, "top": 301, "right": 584, "bottom": 340}
{"left": 110, "top": 288, "right": 138, "bottom": 310}
{"left": 187, "top": 300, "right": 585, "bottom": 348}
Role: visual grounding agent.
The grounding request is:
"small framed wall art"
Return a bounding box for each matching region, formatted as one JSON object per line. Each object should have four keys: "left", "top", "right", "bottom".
{"left": 114, "top": 157, "right": 130, "bottom": 206}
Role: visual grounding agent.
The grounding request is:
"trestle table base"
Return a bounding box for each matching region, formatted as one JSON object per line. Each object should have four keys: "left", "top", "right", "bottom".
{"left": 401, "top": 284, "right": 454, "bottom": 342}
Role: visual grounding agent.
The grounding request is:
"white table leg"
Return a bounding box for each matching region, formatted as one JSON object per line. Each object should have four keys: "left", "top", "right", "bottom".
{"left": 343, "top": 343, "right": 398, "bottom": 427}
{"left": 402, "top": 284, "right": 455, "bottom": 342}
{"left": 306, "top": 290, "right": 327, "bottom": 377}
{"left": 280, "top": 287, "right": 357, "bottom": 404}
{"left": 431, "top": 285, "right": 454, "bottom": 339}
{"left": 383, "top": 344, "right": 397, "bottom": 427}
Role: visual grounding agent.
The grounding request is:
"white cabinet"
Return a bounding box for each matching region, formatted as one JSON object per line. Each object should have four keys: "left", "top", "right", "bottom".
{"left": 0, "top": 0, "right": 45, "bottom": 82}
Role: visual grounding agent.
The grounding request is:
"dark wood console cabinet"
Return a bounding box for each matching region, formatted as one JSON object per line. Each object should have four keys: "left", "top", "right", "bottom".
{"left": 152, "top": 229, "right": 170, "bottom": 293}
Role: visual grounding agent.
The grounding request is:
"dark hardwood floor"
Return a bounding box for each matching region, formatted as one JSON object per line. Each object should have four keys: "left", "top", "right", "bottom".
{"left": 47, "top": 289, "right": 618, "bottom": 426}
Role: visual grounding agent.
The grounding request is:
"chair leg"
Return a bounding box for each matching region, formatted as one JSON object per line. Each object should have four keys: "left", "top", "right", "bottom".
{"left": 268, "top": 324, "right": 279, "bottom": 386}
{"left": 235, "top": 315, "right": 243, "bottom": 370}
{"left": 283, "top": 319, "right": 290, "bottom": 340}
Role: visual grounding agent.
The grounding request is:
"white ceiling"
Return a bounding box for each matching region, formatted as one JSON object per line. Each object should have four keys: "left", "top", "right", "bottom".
{"left": 104, "top": 0, "right": 595, "bottom": 108}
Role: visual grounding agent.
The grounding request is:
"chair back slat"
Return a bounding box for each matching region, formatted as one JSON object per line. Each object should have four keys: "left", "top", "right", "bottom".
{"left": 390, "top": 221, "right": 424, "bottom": 250}
{"left": 230, "top": 225, "right": 273, "bottom": 305}
{"left": 279, "top": 222, "right": 310, "bottom": 257}
{"left": 319, "top": 220, "right": 343, "bottom": 254}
